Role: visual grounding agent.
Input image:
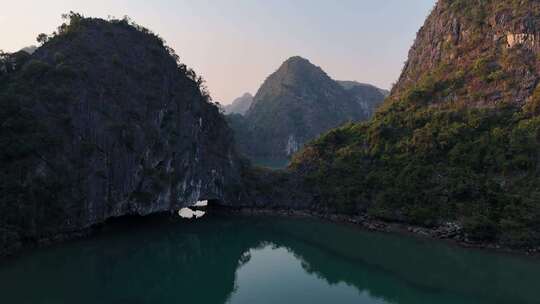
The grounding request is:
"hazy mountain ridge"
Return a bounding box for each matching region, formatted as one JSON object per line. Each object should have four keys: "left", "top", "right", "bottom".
{"left": 224, "top": 93, "right": 253, "bottom": 115}
{"left": 337, "top": 81, "right": 388, "bottom": 117}
{"left": 229, "top": 56, "right": 387, "bottom": 163}
{"left": 338, "top": 80, "right": 389, "bottom": 96}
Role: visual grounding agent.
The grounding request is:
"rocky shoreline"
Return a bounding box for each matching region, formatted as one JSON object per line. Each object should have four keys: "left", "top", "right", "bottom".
{"left": 0, "top": 227, "right": 100, "bottom": 260}
{"left": 2, "top": 206, "right": 540, "bottom": 260}
{"left": 220, "top": 207, "right": 540, "bottom": 257}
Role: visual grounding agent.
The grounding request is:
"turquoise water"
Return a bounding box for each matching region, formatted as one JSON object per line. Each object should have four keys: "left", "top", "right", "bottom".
{"left": 252, "top": 157, "right": 290, "bottom": 169}
{"left": 0, "top": 215, "right": 539, "bottom": 304}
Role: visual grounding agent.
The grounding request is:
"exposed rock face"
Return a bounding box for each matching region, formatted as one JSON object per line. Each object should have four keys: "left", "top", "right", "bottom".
{"left": 224, "top": 93, "right": 253, "bottom": 115}
{"left": 20, "top": 46, "right": 38, "bottom": 55}
{"left": 506, "top": 33, "right": 537, "bottom": 48}
{"left": 392, "top": 0, "right": 540, "bottom": 107}
{"left": 0, "top": 16, "right": 245, "bottom": 255}
{"left": 228, "top": 56, "right": 386, "bottom": 163}
{"left": 337, "top": 81, "right": 388, "bottom": 118}
{"left": 287, "top": 0, "right": 540, "bottom": 248}
{"left": 285, "top": 134, "right": 300, "bottom": 156}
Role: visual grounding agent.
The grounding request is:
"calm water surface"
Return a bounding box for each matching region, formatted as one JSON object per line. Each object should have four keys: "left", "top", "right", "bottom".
{"left": 0, "top": 215, "right": 539, "bottom": 304}
{"left": 252, "top": 157, "right": 289, "bottom": 169}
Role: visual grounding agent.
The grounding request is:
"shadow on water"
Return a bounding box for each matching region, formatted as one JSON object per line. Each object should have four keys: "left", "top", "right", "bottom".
{"left": 0, "top": 215, "right": 538, "bottom": 304}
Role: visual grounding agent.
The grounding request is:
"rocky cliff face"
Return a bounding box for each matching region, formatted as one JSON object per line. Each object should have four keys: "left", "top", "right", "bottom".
{"left": 0, "top": 15, "right": 245, "bottom": 255}
{"left": 229, "top": 56, "right": 386, "bottom": 163}
{"left": 392, "top": 0, "right": 540, "bottom": 107}
{"left": 338, "top": 81, "right": 388, "bottom": 117}
{"left": 288, "top": 0, "right": 540, "bottom": 248}
{"left": 224, "top": 93, "right": 253, "bottom": 115}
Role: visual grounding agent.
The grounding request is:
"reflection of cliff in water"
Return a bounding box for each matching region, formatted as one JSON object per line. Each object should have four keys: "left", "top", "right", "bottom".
{"left": 0, "top": 217, "right": 243, "bottom": 303}
{"left": 241, "top": 216, "right": 537, "bottom": 304}
{"left": 0, "top": 215, "right": 538, "bottom": 304}
{"left": 266, "top": 219, "right": 539, "bottom": 304}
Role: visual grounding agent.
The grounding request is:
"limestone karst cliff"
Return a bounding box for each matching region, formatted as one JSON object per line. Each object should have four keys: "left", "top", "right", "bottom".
{"left": 287, "top": 0, "right": 540, "bottom": 248}
{"left": 228, "top": 56, "right": 387, "bottom": 164}
{"left": 224, "top": 93, "right": 253, "bottom": 115}
{"left": 392, "top": 0, "right": 540, "bottom": 107}
{"left": 0, "top": 14, "right": 245, "bottom": 255}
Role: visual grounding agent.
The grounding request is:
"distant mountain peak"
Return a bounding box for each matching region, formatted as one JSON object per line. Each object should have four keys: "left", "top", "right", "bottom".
{"left": 337, "top": 80, "right": 390, "bottom": 98}
{"left": 224, "top": 92, "right": 254, "bottom": 115}
{"left": 274, "top": 56, "right": 327, "bottom": 78}
{"left": 283, "top": 56, "right": 311, "bottom": 65}
{"left": 228, "top": 56, "right": 387, "bottom": 161}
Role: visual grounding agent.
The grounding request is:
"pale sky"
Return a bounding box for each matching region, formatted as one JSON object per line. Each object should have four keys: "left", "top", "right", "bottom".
{"left": 0, "top": 0, "right": 436, "bottom": 104}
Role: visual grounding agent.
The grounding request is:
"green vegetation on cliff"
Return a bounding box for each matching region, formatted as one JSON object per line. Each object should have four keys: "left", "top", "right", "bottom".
{"left": 292, "top": 101, "right": 540, "bottom": 246}
{"left": 0, "top": 12, "right": 243, "bottom": 255}
{"left": 290, "top": 0, "right": 540, "bottom": 247}
{"left": 229, "top": 56, "right": 386, "bottom": 165}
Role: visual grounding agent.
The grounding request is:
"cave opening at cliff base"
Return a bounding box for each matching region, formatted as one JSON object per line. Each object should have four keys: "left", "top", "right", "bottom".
{"left": 178, "top": 199, "right": 225, "bottom": 219}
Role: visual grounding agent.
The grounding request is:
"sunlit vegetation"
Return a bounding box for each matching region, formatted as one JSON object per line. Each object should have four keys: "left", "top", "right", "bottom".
{"left": 288, "top": 1, "right": 540, "bottom": 248}
{"left": 34, "top": 12, "right": 213, "bottom": 103}
{"left": 291, "top": 93, "right": 540, "bottom": 247}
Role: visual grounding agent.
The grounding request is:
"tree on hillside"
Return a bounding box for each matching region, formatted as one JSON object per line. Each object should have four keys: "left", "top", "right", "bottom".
{"left": 36, "top": 33, "right": 49, "bottom": 45}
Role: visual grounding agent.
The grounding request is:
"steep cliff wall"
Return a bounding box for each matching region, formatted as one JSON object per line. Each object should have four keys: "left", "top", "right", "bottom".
{"left": 224, "top": 93, "right": 254, "bottom": 115}
{"left": 289, "top": 0, "right": 540, "bottom": 248}
{"left": 392, "top": 0, "right": 540, "bottom": 107}
{"left": 229, "top": 56, "right": 386, "bottom": 163}
{"left": 0, "top": 15, "right": 245, "bottom": 254}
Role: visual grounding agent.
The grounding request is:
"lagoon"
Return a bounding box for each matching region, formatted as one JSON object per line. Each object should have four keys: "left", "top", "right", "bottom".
{"left": 0, "top": 215, "right": 538, "bottom": 304}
